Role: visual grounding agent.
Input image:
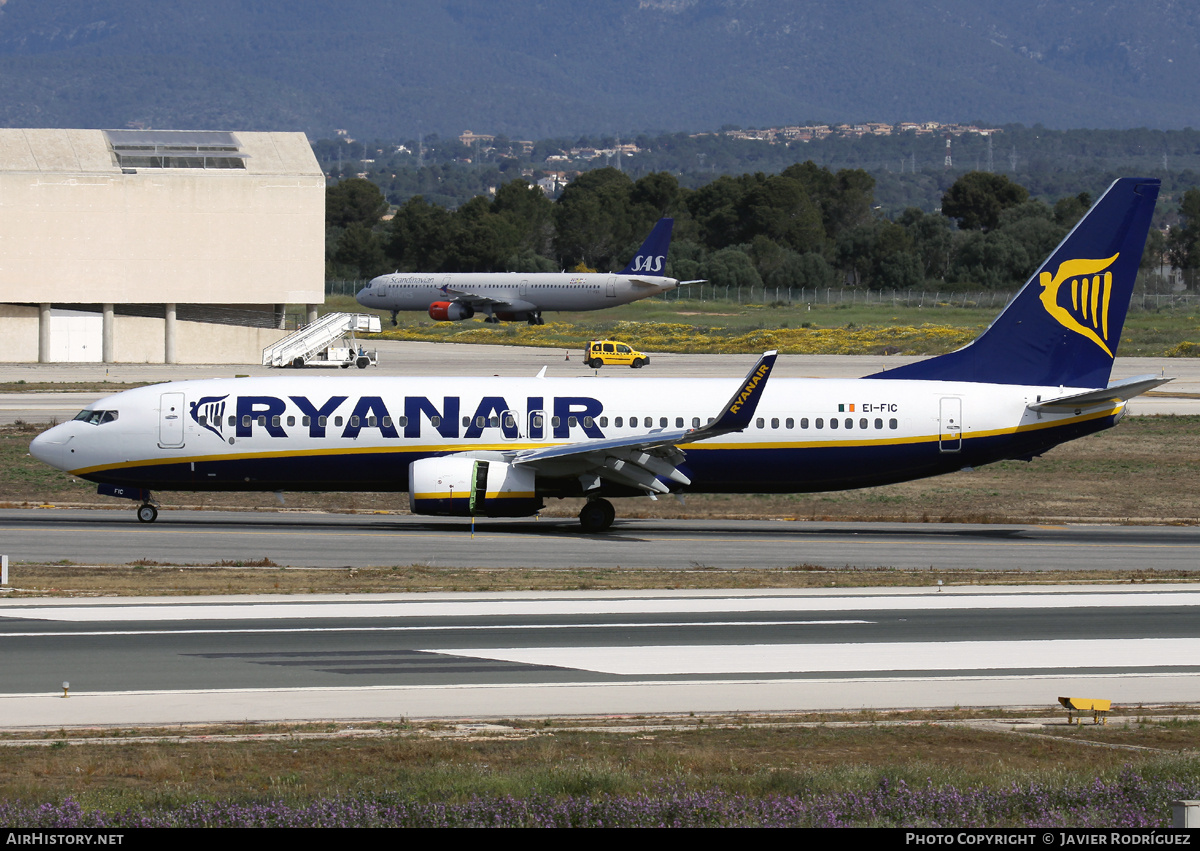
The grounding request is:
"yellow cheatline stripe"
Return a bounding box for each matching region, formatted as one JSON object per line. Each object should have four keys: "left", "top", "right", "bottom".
{"left": 411, "top": 492, "right": 536, "bottom": 500}
{"left": 67, "top": 407, "right": 1122, "bottom": 477}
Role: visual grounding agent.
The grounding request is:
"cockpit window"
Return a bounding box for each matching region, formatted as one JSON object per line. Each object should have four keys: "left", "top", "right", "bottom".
{"left": 73, "top": 409, "right": 118, "bottom": 425}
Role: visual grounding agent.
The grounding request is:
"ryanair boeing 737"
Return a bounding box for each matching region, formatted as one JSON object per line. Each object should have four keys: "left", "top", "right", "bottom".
{"left": 31, "top": 179, "right": 1166, "bottom": 533}
{"left": 356, "top": 218, "right": 684, "bottom": 325}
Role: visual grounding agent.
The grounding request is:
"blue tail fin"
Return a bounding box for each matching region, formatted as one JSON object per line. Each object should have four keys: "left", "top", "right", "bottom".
{"left": 867, "top": 178, "right": 1160, "bottom": 388}
{"left": 620, "top": 218, "right": 673, "bottom": 275}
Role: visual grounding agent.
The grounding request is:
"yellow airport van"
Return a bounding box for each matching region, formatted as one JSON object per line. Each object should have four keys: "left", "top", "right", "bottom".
{"left": 584, "top": 340, "right": 649, "bottom": 368}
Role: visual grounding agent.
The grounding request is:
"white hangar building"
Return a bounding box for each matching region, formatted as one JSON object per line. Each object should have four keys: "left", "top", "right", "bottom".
{"left": 0, "top": 129, "right": 325, "bottom": 363}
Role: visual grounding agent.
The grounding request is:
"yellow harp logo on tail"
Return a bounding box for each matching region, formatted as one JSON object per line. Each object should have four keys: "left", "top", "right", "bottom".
{"left": 1037, "top": 254, "right": 1120, "bottom": 357}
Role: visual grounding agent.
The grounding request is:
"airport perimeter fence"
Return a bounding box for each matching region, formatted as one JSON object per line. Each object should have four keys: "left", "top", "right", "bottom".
{"left": 325, "top": 279, "right": 1198, "bottom": 313}
{"left": 657, "top": 285, "right": 1199, "bottom": 312}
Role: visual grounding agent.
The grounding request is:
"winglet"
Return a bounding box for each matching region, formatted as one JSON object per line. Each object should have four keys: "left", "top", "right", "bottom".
{"left": 704, "top": 350, "right": 778, "bottom": 434}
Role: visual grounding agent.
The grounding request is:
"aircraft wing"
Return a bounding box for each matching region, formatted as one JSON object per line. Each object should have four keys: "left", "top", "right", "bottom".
{"left": 436, "top": 285, "right": 513, "bottom": 308}
{"left": 508, "top": 351, "right": 777, "bottom": 496}
{"left": 1027, "top": 374, "right": 1174, "bottom": 413}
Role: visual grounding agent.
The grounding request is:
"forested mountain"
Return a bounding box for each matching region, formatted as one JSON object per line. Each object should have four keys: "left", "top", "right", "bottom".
{"left": 1, "top": 1, "right": 1198, "bottom": 138}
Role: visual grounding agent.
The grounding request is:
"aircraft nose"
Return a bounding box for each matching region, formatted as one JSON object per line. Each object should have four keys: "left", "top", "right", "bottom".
{"left": 29, "top": 425, "right": 71, "bottom": 470}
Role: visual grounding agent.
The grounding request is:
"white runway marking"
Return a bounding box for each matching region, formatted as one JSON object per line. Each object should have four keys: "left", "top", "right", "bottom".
{"left": 0, "top": 620, "right": 870, "bottom": 639}
{"left": 6, "top": 590, "right": 1200, "bottom": 622}
{"left": 431, "top": 638, "right": 1200, "bottom": 676}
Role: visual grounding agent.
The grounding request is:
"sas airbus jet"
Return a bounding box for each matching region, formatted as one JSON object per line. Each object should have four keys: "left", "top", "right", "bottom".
{"left": 356, "top": 218, "right": 684, "bottom": 325}
{"left": 32, "top": 179, "right": 1166, "bottom": 533}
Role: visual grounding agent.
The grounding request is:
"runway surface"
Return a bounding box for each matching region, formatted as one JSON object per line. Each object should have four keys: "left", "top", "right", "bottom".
{"left": 5, "top": 346, "right": 1198, "bottom": 726}
{"left": 4, "top": 509, "right": 1200, "bottom": 571}
{"left": 2, "top": 585, "right": 1199, "bottom": 726}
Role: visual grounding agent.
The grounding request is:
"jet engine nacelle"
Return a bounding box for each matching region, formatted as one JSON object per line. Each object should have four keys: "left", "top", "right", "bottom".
{"left": 429, "top": 301, "right": 474, "bottom": 321}
{"left": 408, "top": 456, "right": 543, "bottom": 518}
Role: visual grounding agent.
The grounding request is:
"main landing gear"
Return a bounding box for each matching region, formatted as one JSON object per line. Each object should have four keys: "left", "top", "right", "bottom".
{"left": 137, "top": 503, "right": 159, "bottom": 523}
{"left": 526, "top": 311, "right": 545, "bottom": 326}
{"left": 578, "top": 498, "right": 615, "bottom": 534}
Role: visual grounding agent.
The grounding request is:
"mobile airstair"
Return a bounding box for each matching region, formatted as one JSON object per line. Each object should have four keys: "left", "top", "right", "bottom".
{"left": 262, "top": 312, "right": 382, "bottom": 368}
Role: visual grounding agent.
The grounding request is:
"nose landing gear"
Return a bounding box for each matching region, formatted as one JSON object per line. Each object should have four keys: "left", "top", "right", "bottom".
{"left": 136, "top": 503, "right": 159, "bottom": 523}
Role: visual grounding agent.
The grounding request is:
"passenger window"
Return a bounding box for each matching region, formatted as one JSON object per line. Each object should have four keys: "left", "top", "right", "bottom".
{"left": 335, "top": 416, "right": 344, "bottom": 427}
{"left": 569, "top": 416, "right": 578, "bottom": 427}
{"left": 676, "top": 417, "right": 684, "bottom": 428}
{"left": 889, "top": 418, "right": 899, "bottom": 429}
{"left": 350, "top": 416, "right": 359, "bottom": 427}
{"left": 659, "top": 417, "right": 667, "bottom": 428}
{"left": 242, "top": 415, "right": 251, "bottom": 427}
{"left": 383, "top": 417, "right": 392, "bottom": 427}
{"left": 756, "top": 417, "right": 764, "bottom": 428}
{"left": 368, "top": 416, "right": 378, "bottom": 427}
{"left": 504, "top": 415, "right": 514, "bottom": 428}
{"left": 692, "top": 417, "right": 700, "bottom": 428}
{"left": 830, "top": 418, "right": 838, "bottom": 430}
{"left": 257, "top": 416, "right": 266, "bottom": 427}
{"left": 489, "top": 416, "right": 499, "bottom": 427}
{"left": 287, "top": 416, "right": 295, "bottom": 427}
{"left": 786, "top": 418, "right": 794, "bottom": 429}
{"left": 398, "top": 416, "right": 408, "bottom": 427}
{"left": 552, "top": 416, "right": 561, "bottom": 427}
{"left": 815, "top": 418, "right": 823, "bottom": 429}
{"left": 845, "top": 418, "right": 853, "bottom": 429}
{"left": 599, "top": 416, "right": 608, "bottom": 427}
{"left": 644, "top": 417, "right": 652, "bottom": 427}
{"left": 429, "top": 416, "right": 439, "bottom": 427}
{"left": 800, "top": 418, "right": 809, "bottom": 429}
{"left": 875, "top": 418, "right": 883, "bottom": 429}
{"left": 771, "top": 418, "right": 779, "bottom": 429}
{"left": 318, "top": 416, "right": 327, "bottom": 427}
{"left": 583, "top": 416, "right": 594, "bottom": 428}
{"left": 272, "top": 416, "right": 281, "bottom": 428}
{"left": 859, "top": 418, "right": 867, "bottom": 429}
{"left": 228, "top": 415, "right": 236, "bottom": 427}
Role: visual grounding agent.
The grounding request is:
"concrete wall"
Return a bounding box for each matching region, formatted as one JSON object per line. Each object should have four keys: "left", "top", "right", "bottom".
{"left": 0, "top": 129, "right": 324, "bottom": 306}
{"left": 0, "top": 310, "right": 287, "bottom": 364}
{"left": 0, "top": 304, "right": 39, "bottom": 361}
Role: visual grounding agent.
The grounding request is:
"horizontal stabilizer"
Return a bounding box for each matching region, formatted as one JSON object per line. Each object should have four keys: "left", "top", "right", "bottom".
{"left": 1028, "top": 375, "right": 1174, "bottom": 412}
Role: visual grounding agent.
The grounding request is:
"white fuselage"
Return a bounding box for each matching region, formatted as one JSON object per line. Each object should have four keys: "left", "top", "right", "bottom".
{"left": 356, "top": 272, "right": 679, "bottom": 317}
{"left": 29, "top": 374, "right": 1120, "bottom": 497}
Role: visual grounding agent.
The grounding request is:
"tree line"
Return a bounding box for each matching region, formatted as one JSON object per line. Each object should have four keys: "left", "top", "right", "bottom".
{"left": 327, "top": 166, "right": 1187, "bottom": 292}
